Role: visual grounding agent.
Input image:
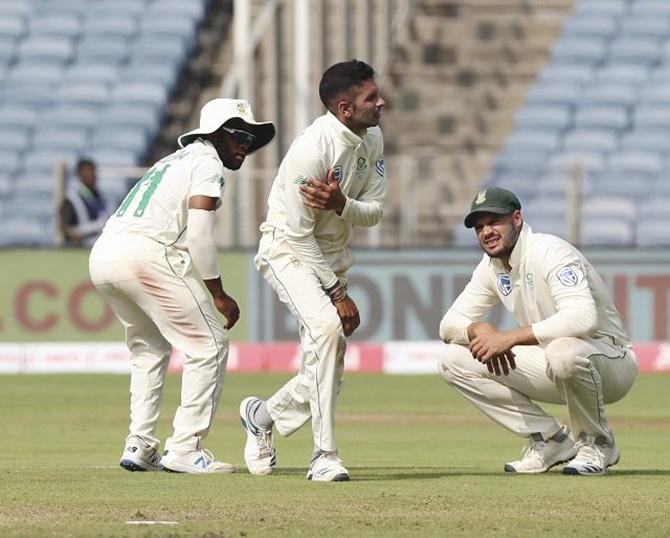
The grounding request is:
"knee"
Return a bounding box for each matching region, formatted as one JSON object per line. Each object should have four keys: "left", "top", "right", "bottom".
{"left": 545, "top": 337, "right": 581, "bottom": 380}
{"left": 313, "top": 313, "right": 345, "bottom": 345}
{"left": 438, "top": 344, "right": 472, "bottom": 385}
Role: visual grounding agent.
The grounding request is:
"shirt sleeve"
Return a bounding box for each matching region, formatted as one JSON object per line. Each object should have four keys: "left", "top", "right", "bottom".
{"left": 190, "top": 154, "right": 225, "bottom": 199}
{"left": 531, "top": 242, "right": 598, "bottom": 345}
{"left": 439, "top": 258, "right": 499, "bottom": 345}
{"left": 339, "top": 131, "right": 385, "bottom": 226}
{"left": 281, "top": 139, "right": 339, "bottom": 290}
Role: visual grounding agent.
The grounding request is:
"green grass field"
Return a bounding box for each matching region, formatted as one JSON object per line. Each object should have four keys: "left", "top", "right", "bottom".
{"left": 0, "top": 372, "right": 668, "bottom": 537}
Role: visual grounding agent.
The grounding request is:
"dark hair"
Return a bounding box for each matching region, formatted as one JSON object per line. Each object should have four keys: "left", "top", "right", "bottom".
{"left": 318, "top": 59, "right": 376, "bottom": 111}
{"left": 76, "top": 158, "right": 96, "bottom": 172}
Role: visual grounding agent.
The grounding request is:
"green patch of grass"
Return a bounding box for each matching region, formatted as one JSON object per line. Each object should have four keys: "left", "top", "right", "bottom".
{"left": 0, "top": 373, "right": 668, "bottom": 537}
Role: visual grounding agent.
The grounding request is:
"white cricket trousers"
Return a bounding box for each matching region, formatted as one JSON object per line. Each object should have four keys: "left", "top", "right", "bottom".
{"left": 89, "top": 234, "right": 228, "bottom": 453}
{"left": 439, "top": 337, "right": 639, "bottom": 443}
{"left": 255, "top": 231, "right": 346, "bottom": 454}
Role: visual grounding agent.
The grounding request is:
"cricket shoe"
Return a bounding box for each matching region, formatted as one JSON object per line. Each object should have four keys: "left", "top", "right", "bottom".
{"left": 160, "top": 448, "right": 235, "bottom": 474}
{"left": 119, "top": 438, "right": 161, "bottom": 472}
{"left": 239, "top": 397, "right": 276, "bottom": 475}
{"left": 504, "top": 426, "right": 577, "bottom": 474}
{"left": 306, "top": 452, "right": 350, "bottom": 482}
{"left": 563, "top": 435, "right": 620, "bottom": 476}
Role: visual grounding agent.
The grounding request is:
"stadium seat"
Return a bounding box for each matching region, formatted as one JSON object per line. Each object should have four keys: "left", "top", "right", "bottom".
{"left": 122, "top": 62, "right": 179, "bottom": 87}
{"left": 581, "top": 84, "right": 638, "bottom": 109}
{"left": 0, "top": 37, "right": 16, "bottom": 67}
{"left": 546, "top": 151, "right": 607, "bottom": 175}
{"left": 573, "top": 0, "right": 627, "bottom": 18}
{"left": 620, "top": 16, "right": 670, "bottom": 40}
{"left": 550, "top": 37, "right": 608, "bottom": 66}
{"left": 562, "top": 130, "right": 618, "bottom": 154}
{"left": 77, "top": 37, "right": 132, "bottom": 65}
{"left": 525, "top": 83, "right": 582, "bottom": 108}
{"left": 619, "top": 130, "right": 670, "bottom": 153}
{"left": 522, "top": 196, "right": 568, "bottom": 221}
{"left": 488, "top": 175, "right": 540, "bottom": 200}
{"left": 514, "top": 105, "right": 572, "bottom": 133}
{"left": 573, "top": 105, "right": 628, "bottom": 131}
{"left": 608, "top": 38, "right": 662, "bottom": 67}
{"left": 630, "top": 0, "right": 670, "bottom": 17}
{"left": 0, "top": 106, "right": 39, "bottom": 131}
{"left": 0, "top": 216, "right": 50, "bottom": 246}
{"left": 451, "top": 224, "right": 477, "bottom": 247}
{"left": 503, "top": 130, "right": 561, "bottom": 154}
{"left": 493, "top": 150, "right": 549, "bottom": 176}
{"left": 0, "top": 17, "right": 26, "bottom": 40}
{"left": 582, "top": 197, "right": 636, "bottom": 222}
{"left": 634, "top": 104, "right": 670, "bottom": 130}
{"left": 38, "top": 0, "right": 90, "bottom": 16}
{"left": 21, "top": 149, "right": 79, "bottom": 175}
{"left": 0, "top": 131, "right": 30, "bottom": 153}
{"left": 580, "top": 218, "right": 634, "bottom": 246}
{"left": 605, "top": 151, "right": 664, "bottom": 179}
{"left": 43, "top": 106, "right": 100, "bottom": 131}
{"left": 98, "top": 105, "right": 162, "bottom": 137}
{"left": 87, "top": 149, "right": 140, "bottom": 168}
{"left": 524, "top": 216, "right": 566, "bottom": 238}
{"left": 6, "top": 63, "right": 65, "bottom": 85}
{"left": 535, "top": 172, "right": 592, "bottom": 197}
{"left": 139, "top": 17, "right": 200, "bottom": 51}
{"left": 637, "top": 197, "right": 670, "bottom": 220}
{"left": 0, "top": 1, "right": 34, "bottom": 19}
{"left": 635, "top": 218, "right": 670, "bottom": 246}
{"left": 29, "top": 14, "right": 83, "bottom": 39}
{"left": 0, "top": 150, "right": 21, "bottom": 175}
{"left": 57, "top": 83, "right": 111, "bottom": 109}
{"left": 131, "top": 37, "right": 188, "bottom": 68}
{"left": 2, "top": 83, "right": 56, "bottom": 108}
{"left": 591, "top": 176, "right": 657, "bottom": 199}
{"left": 639, "top": 83, "right": 670, "bottom": 107}
{"left": 111, "top": 82, "right": 169, "bottom": 110}
{"left": 90, "top": 126, "right": 148, "bottom": 155}
{"left": 63, "top": 63, "right": 121, "bottom": 86}
{"left": 0, "top": 174, "right": 13, "bottom": 196}
{"left": 33, "top": 127, "right": 89, "bottom": 152}
{"left": 561, "top": 16, "right": 618, "bottom": 40}
{"left": 537, "top": 64, "right": 594, "bottom": 86}
{"left": 594, "top": 65, "right": 650, "bottom": 85}
{"left": 83, "top": 17, "right": 139, "bottom": 41}
{"left": 17, "top": 36, "right": 74, "bottom": 65}
{"left": 147, "top": 0, "right": 208, "bottom": 22}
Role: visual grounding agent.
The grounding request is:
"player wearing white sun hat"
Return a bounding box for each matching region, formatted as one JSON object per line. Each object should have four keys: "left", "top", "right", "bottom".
{"left": 438, "top": 187, "right": 639, "bottom": 476}
{"left": 89, "top": 98, "right": 274, "bottom": 474}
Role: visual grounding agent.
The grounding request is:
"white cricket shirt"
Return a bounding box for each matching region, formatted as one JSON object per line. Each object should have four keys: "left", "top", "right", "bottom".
{"left": 260, "top": 111, "right": 385, "bottom": 289}
{"left": 100, "top": 139, "right": 225, "bottom": 250}
{"left": 440, "top": 224, "right": 631, "bottom": 348}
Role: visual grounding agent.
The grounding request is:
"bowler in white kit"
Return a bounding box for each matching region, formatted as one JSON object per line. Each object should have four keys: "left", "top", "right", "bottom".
{"left": 239, "top": 60, "right": 385, "bottom": 481}
{"left": 89, "top": 98, "right": 275, "bottom": 473}
{"left": 439, "top": 187, "right": 638, "bottom": 475}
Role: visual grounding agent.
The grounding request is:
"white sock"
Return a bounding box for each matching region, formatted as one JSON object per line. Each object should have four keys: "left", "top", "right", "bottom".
{"left": 253, "top": 401, "right": 274, "bottom": 430}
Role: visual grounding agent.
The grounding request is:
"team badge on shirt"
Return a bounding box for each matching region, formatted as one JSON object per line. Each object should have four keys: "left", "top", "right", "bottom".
{"left": 497, "top": 273, "right": 513, "bottom": 296}
{"left": 332, "top": 165, "right": 342, "bottom": 182}
{"left": 557, "top": 265, "right": 580, "bottom": 287}
{"left": 375, "top": 155, "right": 384, "bottom": 176}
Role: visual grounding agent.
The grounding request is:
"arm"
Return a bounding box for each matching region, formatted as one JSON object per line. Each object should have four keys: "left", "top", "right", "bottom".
{"left": 531, "top": 245, "right": 597, "bottom": 346}
{"left": 281, "top": 143, "right": 340, "bottom": 290}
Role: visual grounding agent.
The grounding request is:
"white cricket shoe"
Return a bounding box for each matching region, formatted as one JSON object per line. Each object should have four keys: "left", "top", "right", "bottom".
{"left": 239, "top": 397, "right": 276, "bottom": 475}
{"left": 504, "top": 427, "right": 577, "bottom": 474}
{"left": 119, "top": 438, "right": 161, "bottom": 472}
{"left": 563, "top": 435, "right": 620, "bottom": 476}
{"left": 160, "top": 448, "right": 235, "bottom": 474}
{"left": 306, "top": 452, "right": 350, "bottom": 482}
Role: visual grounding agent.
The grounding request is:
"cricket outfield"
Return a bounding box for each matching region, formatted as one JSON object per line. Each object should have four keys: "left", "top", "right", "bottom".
{"left": 0, "top": 373, "right": 668, "bottom": 537}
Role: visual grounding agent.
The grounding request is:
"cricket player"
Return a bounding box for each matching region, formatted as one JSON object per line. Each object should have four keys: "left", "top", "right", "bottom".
{"left": 439, "top": 187, "right": 639, "bottom": 475}
{"left": 239, "top": 60, "right": 385, "bottom": 481}
{"left": 89, "top": 98, "right": 275, "bottom": 473}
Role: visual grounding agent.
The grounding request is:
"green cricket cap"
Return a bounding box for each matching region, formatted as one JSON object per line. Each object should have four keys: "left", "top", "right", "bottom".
{"left": 464, "top": 187, "right": 521, "bottom": 228}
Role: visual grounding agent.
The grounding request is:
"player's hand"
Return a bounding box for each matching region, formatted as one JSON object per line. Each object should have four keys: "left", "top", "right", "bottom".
{"left": 334, "top": 295, "right": 360, "bottom": 337}
{"left": 485, "top": 352, "right": 517, "bottom": 376}
{"left": 469, "top": 331, "right": 515, "bottom": 364}
{"left": 299, "top": 169, "right": 346, "bottom": 214}
{"left": 214, "top": 293, "right": 240, "bottom": 330}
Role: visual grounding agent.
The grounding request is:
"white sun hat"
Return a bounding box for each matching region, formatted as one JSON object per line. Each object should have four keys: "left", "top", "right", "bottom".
{"left": 177, "top": 98, "right": 275, "bottom": 153}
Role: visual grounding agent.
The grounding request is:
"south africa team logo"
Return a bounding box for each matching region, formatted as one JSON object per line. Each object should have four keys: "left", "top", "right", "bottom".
{"left": 375, "top": 155, "right": 384, "bottom": 176}
{"left": 497, "top": 273, "right": 513, "bottom": 296}
{"left": 332, "top": 165, "right": 342, "bottom": 182}
{"left": 557, "top": 265, "right": 580, "bottom": 287}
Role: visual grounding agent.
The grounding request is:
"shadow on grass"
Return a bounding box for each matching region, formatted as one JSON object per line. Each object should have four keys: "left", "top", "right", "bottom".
{"left": 266, "top": 466, "right": 670, "bottom": 480}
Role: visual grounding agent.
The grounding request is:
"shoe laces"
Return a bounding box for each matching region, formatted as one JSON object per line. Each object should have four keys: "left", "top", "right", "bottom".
{"left": 256, "top": 429, "right": 274, "bottom": 455}
{"left": 573, "top": 440, "right": 605, "bottom": 464}
{"left": 198, "top": 448, "right": 215, "bottom": 465}
{"left": 520, "top": 437, "right": 547, "bottom": 464}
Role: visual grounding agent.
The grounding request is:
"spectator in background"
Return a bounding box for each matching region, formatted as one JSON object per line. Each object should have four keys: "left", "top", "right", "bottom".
{"left": 60, "top": 158, "right": 109, "bottom": 247}
{"left": 438, "top": 187, "right": 639, "bottom": 476}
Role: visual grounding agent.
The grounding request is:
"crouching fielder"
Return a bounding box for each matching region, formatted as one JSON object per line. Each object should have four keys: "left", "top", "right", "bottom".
{"left": 89, "top": 98, "right": 274, "bottom": 473}
{"left": 439, "top": 187, "right": 638, "bottom": 475}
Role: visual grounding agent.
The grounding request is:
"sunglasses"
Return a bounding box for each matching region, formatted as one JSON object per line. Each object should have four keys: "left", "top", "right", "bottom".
{"left": 222, "top": 127, "right": 255, "bottom": 148}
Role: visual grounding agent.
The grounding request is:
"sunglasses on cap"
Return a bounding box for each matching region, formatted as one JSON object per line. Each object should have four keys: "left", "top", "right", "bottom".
{"left": 222, "top": 127, "right": 255, "bottom": 148}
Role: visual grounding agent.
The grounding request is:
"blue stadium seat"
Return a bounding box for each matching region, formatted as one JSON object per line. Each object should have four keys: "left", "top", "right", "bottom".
{"left": 87, "top": 149, "right": 140, "bottom": 167}
{"left": 573, "top": 105, "right": 628, "bottom": 131}
{"left": 546, "top": 151, "right": 607, "bottom": 175}
{"left": 64, "top": 63, "right": 120, "bottom": 86}
{"left": 594, "top": 65, "right": 649, "bottom": 85}
{"left": 139, "top": 17, "right": 199, "bottom": 51}
{"left": 21, "top": 149, "right": 79, "bottom": 175}
{"left": 619, "top": 130, "right": 670, "bottom": 153}
{"left": 0, "top": 216, "right": 50, "bottom": 246}
{"left": 522, "top": 196, "right": 568, "bottom": 221}
{"left": 33, "top": 127, "right": 89, "bottom": 152}
{"left": 514, "top": 105, "right": 572, "bottom": 133}
{"left": 0, "top": 106, "right": 39, "bottom": 132}
{"left": 630, "top": 0, "right": 670, "bottom": 17}
{"left": 0, "top": 131, "right": 30, "bottom": 153}
{"left": 83, "top": 17, "right": 139, "bottom": 41}
{"left": 637, "top": 197, "right": 670, "bottom": 220}
{"left": 77, "top": 37, "right": 132, "bottom": 65}
{"left": 0, "top": 17, "right": 26, "bottom": 40}
{"left": 639, "top": 83, "right": 670, "bottom": 106}
{"left": 562, "top": 130, "right": 618, "bottom": 154}
{"left": 0, "top": 37, "right": 16, "bottom": 67}
{"left": 38, "top": 0, "right": 92, "bottom": 16}
{"left": 619, "top": 16, "right": 670, "bottom": 40}
{"left": 0, "top": 1, "right": 35, "bottom": 19}
{"left": 29, "top": 14, "right": 82, "bottom": 39}
{"left": 550, "top": 37, "right": 608, "bottom": 66}
{"left": 489, "top": 175, "right": 540, "bottom": 200}
{"left": 605, "top": 151, "right": 664, "bottom": 178}
{"left": 131, "top": 37, "right": 188, "bottom": 68}
{"left": 0, "top": 150, "right": 21, "bottom": 175}
{"left": 582, "top": 84, "right": 638, "bottom": 108}
{"left": 43, "top": 106, "right": 100, "bottom": 131}
{"left": 0, "top": 174, "right": 13, "bottom": 196}
{"left": 147, "top": 0, "right": 208, "bottom": 22}
{"left": 17, "top": 36, "right": 74, "bottom": 65}
{"left": 90, "top": 126, "right": 148, "bottom": 155}
{"left": 580, "top": 218, "right": 634, "bottom": 246}
{"left": 582, "top": 197, "right": 636, "bottom": 221}
{"left": 111, "top": 82, "right": 169, "bottom": 110}
{"left": 573, "top": 0, "right": 627, "bottom": 18}
{"left": 57, "top": 82, "right": 111, "bottom": 109}
{"left": 493, "top": 150, "right": 549, "bottom": 176}
{"left": 451, "top": 224, "right": 477, "bottom": 247}
{"left": 2, "top": 83, "right": 56, "bottom": 108}
{"left": 87, "top": 0, "right": 150, "bottom": 19}
{"left": 504, "top": 130, "right": 561, "bottom": 154}
{"left": 537, "top": 64, "right": 594, "bottom": 85}
{"left": 122, "top": 62, "right": 179, "bottom": 87}
{"left": 608, "top": 38, "right": 661, "bottom": 66}
{"left": 98, "top": 104, "right": 162, "bottom": 138}
{"left": 535, "top": 172, "right": 593, "bottom": 197}
{"left": 6, "top": 63, "right": 65, "bottom": 85}
{"left": 635, "top": 218, "right": 670, "bottom": 246}
{"left": 561, "top": 16, "right": 618, "bottom": 40}
{"left": 525, "top": 83, "right": 582, "bottom": 107}
{"left": 634, "top": 104, "right": 670, "bottom": 130}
